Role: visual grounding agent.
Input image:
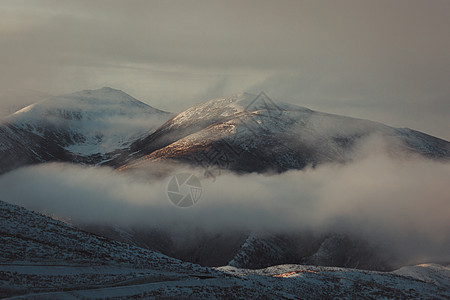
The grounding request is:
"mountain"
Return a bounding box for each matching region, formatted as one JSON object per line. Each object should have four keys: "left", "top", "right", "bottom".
{"left": 2, "top": 90, "right": 448, "bottom": 275}
{"left": 0, "top": 122, "right": 71, "bottom": 175}
{"left": 1, "top": 200, "right": 448, "bottom": 299}
{"left": 81, "top": 225, "right": 397, "bottom": 272}
{"left": 1, "top": 90, "right": 448, "bottom": 175}
{"left": 227, "top": 232, "right": 389, "bottom": 271}
{"left": 84, "top": 92, "right": 448, "bottom": 274}
{"left": 6, "top": 87, "right": 172, "bottom": 157}
{"left": 118, "top": 92, "right": 450, "bottom": 174}
{"left": 0, "top": 87, "right": 172, "bottom": 174}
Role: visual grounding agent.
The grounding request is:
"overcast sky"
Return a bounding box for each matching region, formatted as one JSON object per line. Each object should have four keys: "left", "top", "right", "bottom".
{"left": 1, "top": 0, "right": 449, "bottom": 139}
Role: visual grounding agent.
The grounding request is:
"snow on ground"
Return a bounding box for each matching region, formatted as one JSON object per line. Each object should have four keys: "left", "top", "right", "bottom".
{"left": 5, "top": 87, "right": 172, "bottom": 156}
{"left": 393, "top": 263, "right": 450, "bottom": 289}
{"left": 1, "top": 200, "right": 449, "bottom": 299}
{"left": 2, "top": 261, "right": 449, "bottom": 299}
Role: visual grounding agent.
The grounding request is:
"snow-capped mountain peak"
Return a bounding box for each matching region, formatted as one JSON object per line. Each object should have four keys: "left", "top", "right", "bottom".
{"left": 165, "top": 92, "right": 311, "bottom": 134}
{"left": 235, "top": 91, "right": 311, "bottom": 113}
{"left": 52, "top": 87, "right": 152, "bottom": 108}
{"left": 12, "top": 87, "right": 161, "bottom": 117}
{"left": 5, "top": 88, "right": 173, "bottom": 156}
{"left": 123, "top": 92, "right": 449, "bottom": 172}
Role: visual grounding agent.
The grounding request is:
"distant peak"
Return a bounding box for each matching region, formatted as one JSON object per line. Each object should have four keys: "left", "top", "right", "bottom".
{"left": 78, "top": 87, "right": 123, "bottom": 94}
{"left": 233, "top": 91, "right": 312, "bottom": 113}
{"left": 244, "top": 92, "right": 279, "bottom": 109}
{"left": 235, "top": 91, "right": 281, "bottom": 111}
{"left": 62, "top": 87, "right": 137, "bottom": 102}
{"left": 98, "top": 87, "right": 122, "bottom": 93}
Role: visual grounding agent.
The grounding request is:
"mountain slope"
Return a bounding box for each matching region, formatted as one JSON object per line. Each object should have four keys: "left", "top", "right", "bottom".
{"left": 118, "top": 92, "right": 450, "bottom": 173}
{"left": 2, "top": 90, "right": 447, "bottom": 175}
{"left": 0, "top": 87, "right": 173, "bottom": 174}
{"left": 1, "top": 200, "right": 449, "bottom": 299}
{"left": 0, "top": 199, "right": 219, "bottom": 297}
{"left": 0, "top": 122, "right": 71, "bottom": 175}
{"left": 6, "top": 87, "right": 172, "bottom": 156}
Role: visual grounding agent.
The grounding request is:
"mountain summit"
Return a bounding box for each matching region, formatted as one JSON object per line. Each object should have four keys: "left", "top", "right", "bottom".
{"left": 0, "top": 88, "right": 172, "bottom": 174}
{"left": 1, "top": 90, "right": 449, "bottom": 175}
{"left": 6, "top": 87, "right": 172, "bottom": 156}
{"left": 119, "top": 92, "right": 450, "bottom": 173}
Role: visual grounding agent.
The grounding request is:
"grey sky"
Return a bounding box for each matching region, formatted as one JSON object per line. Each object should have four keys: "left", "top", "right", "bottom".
{"left": 1, "top": 0, "right": 449, "bottom": 139}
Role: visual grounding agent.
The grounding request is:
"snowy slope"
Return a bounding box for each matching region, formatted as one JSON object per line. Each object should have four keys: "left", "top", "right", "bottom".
{"left": 6, "top": 87, "right": 172, "bottom": 156}
{"left": 0, "top": 199, "right": 220, "bottom": 298}
{"left": 1, "top": 200, "right": 449, "bottom": 299}
{"left": 0, "top": 122, "right": 71, "bottom": 175}
{"left": 393, "top": 263, "right": 450, "bottom": 290}
{"left": 2, "top": 89, "right": 447, "bottom": 174}
{"left": 0, "top": 200, "right": 197, "bottom": 268}
{"left": 120, "top": 92, "right": 450, "bottom": 172}
{"left": 218, "top": 263, "right": 450, "bottom": 299}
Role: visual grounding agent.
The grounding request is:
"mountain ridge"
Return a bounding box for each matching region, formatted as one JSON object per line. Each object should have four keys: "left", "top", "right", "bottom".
{"left": 6, "top": 87, "right": 172, "bottom": 156}
{"left": 116, "top": 92, "right": 449, "bottom": 174}
{"left": 0, "top": 88, "right": 173, "bottom": 174}
{"left": 1, "top": 199, "right": 449, "bottom": 299}
{"left": 1, "top": 89, "right": 448, "bottom": 176}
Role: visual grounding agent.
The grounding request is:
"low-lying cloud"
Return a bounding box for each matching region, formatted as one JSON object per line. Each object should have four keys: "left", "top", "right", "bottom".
{"left": 0, "top": 143, "right": 449, "bottom": 265}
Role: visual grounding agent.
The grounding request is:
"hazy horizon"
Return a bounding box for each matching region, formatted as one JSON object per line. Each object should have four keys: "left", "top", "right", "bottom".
{"left": 0, "top": 0, "right": 449, "bottom": 139}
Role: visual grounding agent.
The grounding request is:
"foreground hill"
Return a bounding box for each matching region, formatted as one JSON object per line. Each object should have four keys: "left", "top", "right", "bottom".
{"left": 0, "top": 200, "right": 448, "bottom": 299}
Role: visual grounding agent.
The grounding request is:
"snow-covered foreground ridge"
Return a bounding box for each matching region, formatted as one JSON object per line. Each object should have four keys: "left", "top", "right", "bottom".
{"left": 1, "top": 200, "right": 448, "bottom": 299}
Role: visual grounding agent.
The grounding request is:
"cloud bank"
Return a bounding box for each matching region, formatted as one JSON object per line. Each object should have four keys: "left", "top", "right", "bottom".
{"left": 0, "top": 144, "right": 449, "bottom": 265}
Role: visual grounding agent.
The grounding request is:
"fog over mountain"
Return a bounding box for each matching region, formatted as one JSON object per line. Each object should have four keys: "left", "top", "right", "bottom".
{"left": 2, "top": 200, "right": 448, "bottom": 298}
{"left": 0, "top": 87, "right": 449, "bottom": 273}
{"left": 1, "top": 1, "right": 449, "bottom": 297}
{"left": 0, "top": 87, "right": 448, "bottom": 297}
{"left": 1, "top": 136, "right": 449, "bottom": 268}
